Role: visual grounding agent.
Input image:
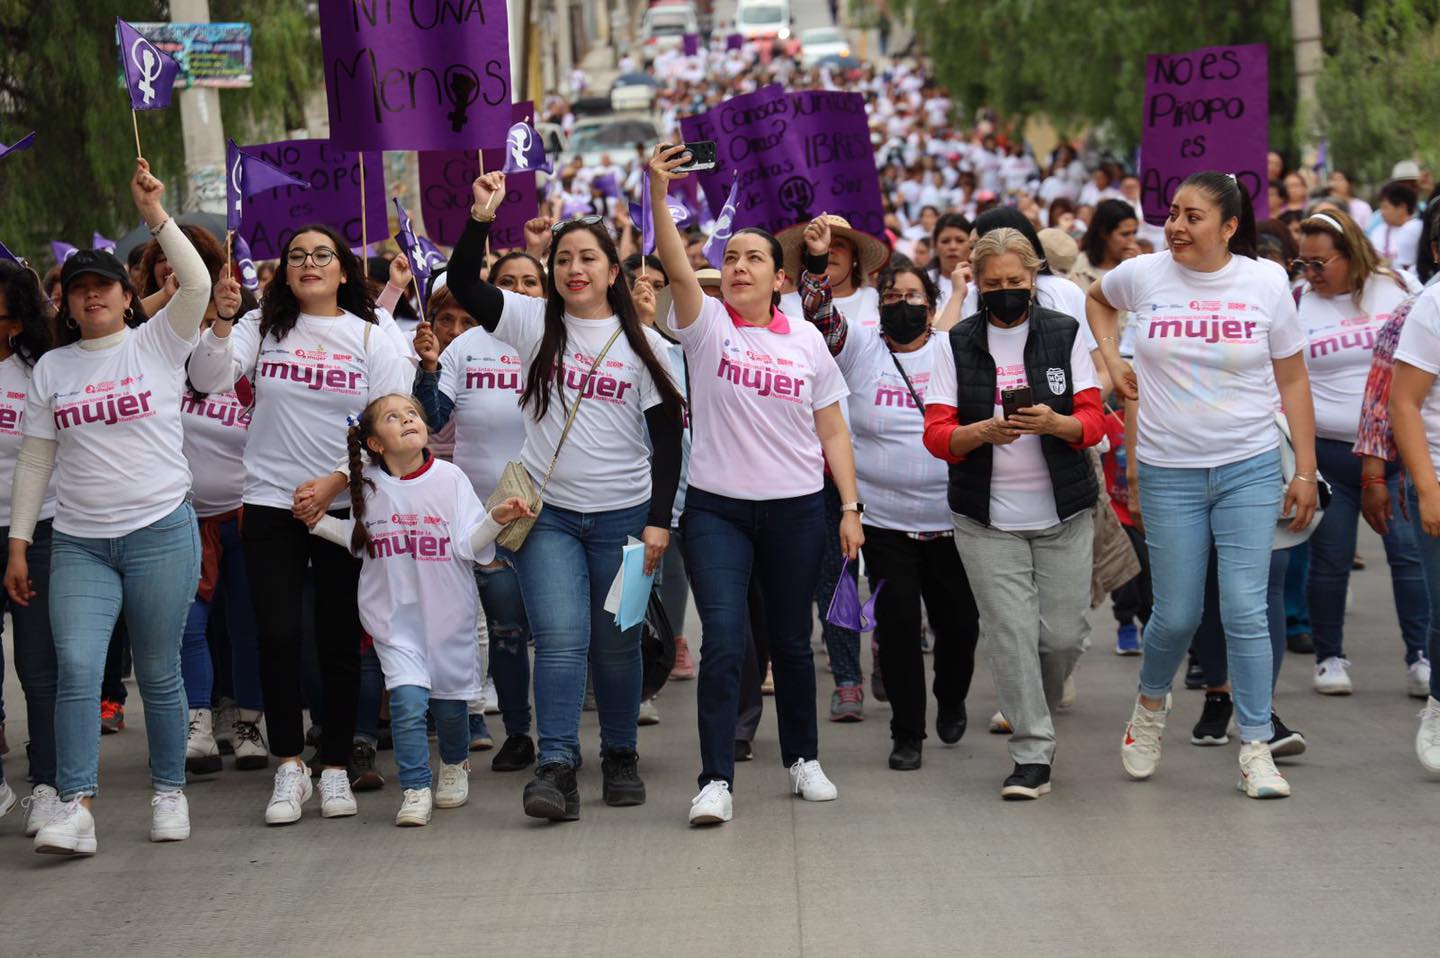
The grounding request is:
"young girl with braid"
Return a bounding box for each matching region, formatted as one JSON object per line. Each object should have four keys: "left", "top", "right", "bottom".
{"left": 303, "top": 393, "right": 530, "bottom": 827}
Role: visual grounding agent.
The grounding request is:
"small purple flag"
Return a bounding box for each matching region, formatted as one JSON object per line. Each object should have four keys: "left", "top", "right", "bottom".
{"left": 226, "top": 139, "right": 311, "bottom": 232}
{"left": 704, "top": 176, "right": 741, "bottom": 269}
{"left": 592, "top": 173, "right": 620, "bottom": 199}
{"left": 51, "top": 242, "right": 78, "bottom": 264}
{"left": 117, "top": 19, "right": 181, "bottom": 111}
{"left": 92, "top": 232, "right": 117, "bottom": 254}
{"left": 0, "top": 131, "right": 36, "bottom": 161}
{"left": 825, "top": 558, "right": 883, "bottom": 632}
{"left": 683, "top": 33, "right": 701, "bottom": 57}
{"left": 231, "top": 233, "right": 261, "bottom": 292}
{"left": 639, "top": 173, "right": 655, "bottom": 254}
{"left": 415, "top": 236, "right": 448, "bottom": 277}
{"left": 502, "top": 119, "right": 552, "bottom": 175}
{"left": 392, "top": 198, "right": 433, "bottom": 292}
{"left": 0, "top": 240, "right": 19, "bottom": 264}
{"left": 726, "top": 33, "right": 744, "bottom": 51}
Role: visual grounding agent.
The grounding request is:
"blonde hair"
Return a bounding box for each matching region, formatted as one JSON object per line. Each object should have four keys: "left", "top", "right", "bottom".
{"left": 971, "top": 227, "right": 1044, "bottom": 280}
{"left": 1299, "top": 207, "right": 1403, "bottom": 307}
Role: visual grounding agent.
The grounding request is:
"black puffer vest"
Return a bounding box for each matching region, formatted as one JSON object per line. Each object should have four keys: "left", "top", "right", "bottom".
{"left": 945, "top": 305, "right": 1098, "bottom": 526}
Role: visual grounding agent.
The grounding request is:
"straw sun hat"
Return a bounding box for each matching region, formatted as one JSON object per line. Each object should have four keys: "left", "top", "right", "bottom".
{"left": 776, "top": 214, "right": 891, "bottom": 283}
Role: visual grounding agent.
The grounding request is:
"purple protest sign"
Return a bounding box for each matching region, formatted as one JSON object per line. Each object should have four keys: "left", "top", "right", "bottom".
{"left": 1140, "top": 44, "right": 1268, "bottom": 226}
{"left": 417, "top": 152, "right": 537, "bottom": 251}
{"left": 317, "top": 0, "right": 512, "bottom": 151}
{"left": 234, "top": 140, "right": 387, "bottom": 261}
{"left": 683, "top": 33, "right": 700, "bottom": 56}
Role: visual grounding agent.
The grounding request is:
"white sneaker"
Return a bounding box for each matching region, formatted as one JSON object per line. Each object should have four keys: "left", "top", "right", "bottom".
{"left": 789, "top": 759, "right": 838, "bottom": 801}
{"left": 1406, "top": 658, "right": 1432, "bottom": 699}
{"left": 213, "top": 698, "right": 238, "bottom": 753}
{"left": 988, "top": 711, "right": 1012, "bottom": 734}
{"left": 1314, "top": 656, "right": 1353, "bottom": 695}
{"left": 264, "top": 762, "right": 313, "bottom": 825}
{"left": 33, "top": 798, "right": 97, "bottom": 856}
{"left": 481, "top": 678, "right": 500, "bottom": 715}
{"left": 1121, "top": 695, "right": 1170, "bottom": 780}
{"left": 318, "top": 768, "right": 358, "bottom": 818}
{"left": 1237, "top": 741, "right": 1291, "bottom": 798}
{"left": 150, "top": 790, "right": 191, "bottom": 842}
{"left": 1417, "top": 697, "right": 1440, "bottom": 777}
{"left": 638, "top": 697, "right": 660, "bottom": 726}
{"left": 185, "top": 708, "right": 222, "bottom": 775}
{"left": 22, "top": 784, "right": 63, "bottom": 837}
{"left": 689, "top": 780, "right": 733, "bottom": 825}
{"left": 0, "top": 779, "right": 15, "bottom": 819}
{"left": 435, "top": 761, "right": 470, "bottom": 808}
{"left": 232, "top": 710, "right": 269, "bottom": 770}
{"left": 1060, "top": 674, "right": 1077, "bottom": 710}
{"left": 395, "top": 787, "right": 434, "bottom": 826}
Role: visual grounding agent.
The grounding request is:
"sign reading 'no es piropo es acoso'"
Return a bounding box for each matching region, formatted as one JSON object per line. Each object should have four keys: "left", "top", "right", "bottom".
{"left": 318, "top": 0, "right": 512, "bottom": 152}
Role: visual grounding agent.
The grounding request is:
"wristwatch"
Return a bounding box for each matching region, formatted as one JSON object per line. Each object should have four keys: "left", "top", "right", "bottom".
{"left": 841, "top": 501, "right": 865, "bottom": 516}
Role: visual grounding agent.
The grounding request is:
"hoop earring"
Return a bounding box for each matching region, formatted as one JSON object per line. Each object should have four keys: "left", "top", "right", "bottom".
{"left": 6, "top": 335, "right": 16, "bottom": 350}
{"left": 65, "top": 316, "right": 78, "bottom": 331}
{"left": 124, "top": 306, "right": 136, "bottom": 321}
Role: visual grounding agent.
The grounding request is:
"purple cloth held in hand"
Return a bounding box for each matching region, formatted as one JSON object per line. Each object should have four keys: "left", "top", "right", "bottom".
{"left": 825, "top": 557, "right": 881, "bottom": 632}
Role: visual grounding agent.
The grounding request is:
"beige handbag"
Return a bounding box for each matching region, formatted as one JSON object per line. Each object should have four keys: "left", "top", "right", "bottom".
{"left": 486, "top": 326, "right": 624, "bottom": 551}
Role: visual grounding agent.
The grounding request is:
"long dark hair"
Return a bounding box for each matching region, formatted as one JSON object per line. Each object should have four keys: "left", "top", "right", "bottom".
{"left": 138, "top": 226, "right": 227, "bottom": 295}
{"left": 522, "top": 220, "right": 685, "bottom": 423}
{"left": 260, "top": 224, "right": 377, "bottom": 342}
{"left": 55, "top": 264, "right": 149, "bottom": 348}
{"left": 1083, "top": 199, "right": 1139, "bottom": 267}
{"left": 0, "top": 260, "right": 55, "bottom": 367}
{"left": 974, "top": 207, "right": 1054, "bottom": 276}
{"left": 1178, "top": 172, "right": 1257, "bottom": 259}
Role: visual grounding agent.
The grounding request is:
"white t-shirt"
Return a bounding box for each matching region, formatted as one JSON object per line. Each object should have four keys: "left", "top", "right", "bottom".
{"left": 491, "top": 290, "right": 668, "bottom": 513}
{"left": 832, "top": 328, "right": 950, "bottom": 531}
{"left": 26, "top": 314, "right": 198, "bottom": 538}
{"left": 1101, "top": 251, "right": 1307, "bottom": 468}
{"left": 779, "top": 287, "right": 880, "bottom": 333}
{"left": 437, "top": 325, "right": 528, "bottom": 500}
{"left": 1300, "top": 274, "right": 1419, "bottom": 441}
{"left": 961, "top": 273, "right": 1100, "bottom": 351}
{"left": 928, "top": 318, "right": 1098, "bottom": 531}
{"left": 1393, "top": 284, "right": 1440, "bottom": 475}
{"left": 669, "top": 296, "right": 849, "bottom": 501}
{"left": 180, "top": 388, "right": 250, "bottom": 518}
{"left": 189, "top": 310, "right": 414, "bottom": 509}
{"left": 1368, "top": 218, "right": 1423, "bottom": 270}
{"left": 0, "top": 355, "right": 56, "bottom": 527}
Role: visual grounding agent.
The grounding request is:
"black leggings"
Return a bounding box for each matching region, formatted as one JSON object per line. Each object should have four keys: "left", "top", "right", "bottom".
{"left": 242, "top": 504, "right": 362, "bottom": 766}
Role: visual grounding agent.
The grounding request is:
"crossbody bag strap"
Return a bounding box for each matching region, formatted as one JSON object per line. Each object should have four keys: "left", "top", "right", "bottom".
{"left": 537, "top": 325, "right": 626, "bottom": 495}
{"left": 887, "top": 346, "right": 926, "bottom": 413}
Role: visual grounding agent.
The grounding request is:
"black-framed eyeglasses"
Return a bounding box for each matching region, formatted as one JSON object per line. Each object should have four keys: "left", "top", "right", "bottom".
{"left": 287, "top": 247, "right": 337, "bottom": 268}
{"left": 1289, "top": 255, "right": 1341, "bottom": 274}
{"left": 552, "top": 215, "right": 603, "bottom": 234}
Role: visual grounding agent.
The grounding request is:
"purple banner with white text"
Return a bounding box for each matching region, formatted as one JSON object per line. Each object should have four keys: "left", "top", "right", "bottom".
{"left": 236, "top": 139, "right": 387, "bottom": 261}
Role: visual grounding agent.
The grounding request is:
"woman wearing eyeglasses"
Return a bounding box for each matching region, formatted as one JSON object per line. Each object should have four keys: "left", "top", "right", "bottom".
{"left": 796, "top": 215, "right": 980, "bottom": 772}
{"left": 1293, "top": 210, "right": 1428, "bottom": 698}
{"left": 188, "top": 224, "right": 413, "bottom": 826}
{"left": 443, "top": 173, "right": 684, "bottom": 823}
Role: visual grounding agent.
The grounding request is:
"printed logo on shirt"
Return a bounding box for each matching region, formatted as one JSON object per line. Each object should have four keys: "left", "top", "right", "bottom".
{"left": 0, "top": 396, "right": 24, "bottom": 436}
{"left": 257, "top": 344, "right": 364, "bottom": 396}
{"left": 994, "top": 362, "right": 1027, "bottom": 404}
{"left": 365, "top": 527, "right": 453, "bottom": 561}
{"left": 715, "top": 356, "right": 805, "bottom": 403}
{"left": 180, "top": 392, "right": 252, "bottom": 430}
{"left": 873, "top": 370, "right": 928, "bottom": 408}
{"left": 1309, "top": 325, "right": 1380, "bottom": 359}
{"left": 1046, "top": 368, "right": 1067, "bottom": 395}
{"left": 54, "top": 386, "right": 155, "bottom": 430}
{"left": 1146, "top": 315, "right": 1259, "bottom": 344}
{"left": 463, "top": 361, "right": 523, "bottom": 393}
{"left": 546, "top": 351, "right": 635, "bottom": 406}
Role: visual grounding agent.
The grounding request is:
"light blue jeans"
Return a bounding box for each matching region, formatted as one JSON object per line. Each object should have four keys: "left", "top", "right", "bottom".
{"left": 51, "top": 502, "right": 201, "bottom": 799}
{"left": 1138, "top": 451, "right": 1283, "bottom": 742}
{"left": 388, "top": 684, "right": 469, "bottom": 791}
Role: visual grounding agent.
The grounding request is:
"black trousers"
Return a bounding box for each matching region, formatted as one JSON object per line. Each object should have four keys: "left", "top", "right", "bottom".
{"left": 1111, "top": 523, "right": 1153, "bottom": 627}
{"left": 242, "top": 504, "right": 362, "bottom": 765}
{"left": 861, "top": 526, "right": 979, "bottom": 743}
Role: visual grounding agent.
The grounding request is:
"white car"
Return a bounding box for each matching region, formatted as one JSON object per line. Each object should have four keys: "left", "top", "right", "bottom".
{"left": 735, "top": 0, "right": 790, "bottom": 41}
{"left": 640, "top": 4, "right": 699, "bottom": 62}
{"left": 800, "top": 27, "right": 849, "bottom": 67}
{"left": 567, "top": 114, "right": 662, "bottom": 170}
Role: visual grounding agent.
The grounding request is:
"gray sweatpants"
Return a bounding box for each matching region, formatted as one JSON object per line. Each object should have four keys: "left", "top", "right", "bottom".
{"left": 952, "top": 510, "right": 1094, "bottom": 767}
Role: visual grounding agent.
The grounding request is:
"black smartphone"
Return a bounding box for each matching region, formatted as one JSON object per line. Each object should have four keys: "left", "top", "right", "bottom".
{"left": 1001, "top": 385, "right": 1034, "bottom": 420}
{"left": 668, "top": 140, "right": 718, "bottom": 173}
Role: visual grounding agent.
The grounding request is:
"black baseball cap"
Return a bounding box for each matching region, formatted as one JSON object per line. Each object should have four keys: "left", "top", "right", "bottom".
{"left": 60, "top": 249, "right": 130, "bottom": 291}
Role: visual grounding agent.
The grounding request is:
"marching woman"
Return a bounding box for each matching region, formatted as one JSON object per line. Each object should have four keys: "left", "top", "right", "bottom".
{"left": 930, "top": 212, "right": 974, "bottom": 312}
{"left": 1088, "top": 172, "right": 1318, "bottom": 798}
{"left": 797, "top": 217, "right": 980, "bottom": 771}
{"left": 445, "top": 171, "right": 684, "bottom": 822}
{"left": 649, "top": 145, "right": 861, "bottom": 826}
{"left": 187, "top": 223, "right": 413, "bottom": 825}
{"left": 6, "top": 161, "right": 206, "bottom": 854}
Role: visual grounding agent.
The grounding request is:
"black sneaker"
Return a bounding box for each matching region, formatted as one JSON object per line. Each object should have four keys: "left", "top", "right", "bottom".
{"left": 1191, "top": 691, "right": 1232, "bottom": 746}
{"left": 348, "top": 740, "right": 385, "bottom": 791}
{"left": 376, "top": 718, "right": 393, "bottom": 751}
{"left": 888, "top": 738, "right": 922, "bottom": 771}
{"left": 600, "top": 748, "right": 646, "bottom": 807}
{"left": 491, "top": 734, "right": 536, "bottom": 772}
{"left": 734, "top": 739, "right": 753, "bottom": 762}
{"left": 524, "top": 762, "right": 580, "bottom": 821}
{"left": 936, "top": 703, "right": 967, "bottom": 744}
{"left": 1287, "top": 632, "right": 1315, "bottom": 654}
{"left": 1000, "top": 763, "right": 1052, "bottom": 800}
{"left": 1184, "top": 659, "right": 1206, "bottom": 690}
{"left": 1269, "top": 711, "right": 1307, "bottom": 758}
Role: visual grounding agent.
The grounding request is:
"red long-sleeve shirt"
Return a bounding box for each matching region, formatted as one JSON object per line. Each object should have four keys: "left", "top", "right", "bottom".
{"left": 922, "top": 387, "right": 1106, "bottom": 463}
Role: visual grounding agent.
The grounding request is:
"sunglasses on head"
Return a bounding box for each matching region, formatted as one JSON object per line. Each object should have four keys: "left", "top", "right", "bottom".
{"left": 551, "top": 215, "right": 604, "bottom": 235}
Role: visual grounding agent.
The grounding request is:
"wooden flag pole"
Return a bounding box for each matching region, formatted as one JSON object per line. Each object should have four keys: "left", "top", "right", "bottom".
{"left": 131, "top": 110, "right": 143, "bottom": 159}
{"left": 477, "top": 149, "right": 491, "bottom": 264}
{"left": 411, "top": 276, "right": 428, "bottom": 325}
{"left": 358, "top": 153, "right": 368, "bottom": 256}
{"left": 224, "top": 230, "right": 233, "bottom": 281}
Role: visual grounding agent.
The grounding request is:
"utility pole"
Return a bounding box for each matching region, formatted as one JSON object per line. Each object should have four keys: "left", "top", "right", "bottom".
{"left": 1291, "top": 0, "right": 1324, "bottom": 166}
{"left": 170, "top": 0, "right": 227, "bottom": 214}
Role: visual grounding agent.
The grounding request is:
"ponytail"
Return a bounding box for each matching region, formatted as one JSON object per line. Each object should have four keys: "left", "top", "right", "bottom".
{"left": 346, "top": 423, "right": 375, "bottom": 554}
{"left": 1179, "top": 171, "right": 1257, "bottom": 259}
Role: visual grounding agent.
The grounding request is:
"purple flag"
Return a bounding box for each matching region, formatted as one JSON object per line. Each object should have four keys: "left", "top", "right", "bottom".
{"left": 639, "top": 173, "right": 655, "bottom": 254}
{"left": 415, "top": 236, "right": 448, "bottom": 278}
{"left": 630, "top": 182, "right": 694, "bottom": 255}
{"left": 0, "top": 240, "right": 19, "bottom": 264}
{"left": 92, "top": 232, "right": 117, "bottom": 254}
{"left": 233, "top": 140, "right": 386, "bottom": 261}
{"left": 825, "top": 558, "right": 883, "bottom": 632}
{"left": 502, "top": 120, "right": 552, "bottom": 175}
{"left": 592, "top": 173, "right": 620, "bottom": 199}
{"left": 318, "top": 0, "right": 512, "bottom": 151}
{"left": 226, "top": 138, "right": 312, "bottom": 232}
{"left": 231, "top": 233, "right": 261, "bottom": 292}
{"left": 683, "top": 33, "right": 701, "bottom": 56}
{"left": 116, "top": 19, "right": 181, "bottom": 111}
{"left": 51, "top": 242, "right": 78, "bottom": 264}
{"left": 417, "top": 103, "right": 540, "bottom": 250}
{"left": 393, "top": 198, "right": 434, "bottom": 292}
{"left": 0, "top": 131, "right": 36, "bottom": 161}
{"left": 704, "top": 176, "right": 741, "bottom": 269}
{"left": 726, "top": 33, "right": 744, "bottom": 51}
{"left": 1140, "top": 44, "right": 1268, "bottom": 226}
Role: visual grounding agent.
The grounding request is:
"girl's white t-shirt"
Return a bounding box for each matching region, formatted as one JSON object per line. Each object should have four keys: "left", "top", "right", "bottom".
{"left": 0, "top": 354, "right": 57, "bottom": 527}
{"left": 437, "top": 325, "right": 528, "bottom": 500}
{"left": 1101, "top": 251, "right": 1308, "bottom": 468}
{"left": 491, "top": 290, "right": 669, "bottom": 513}
{"left": 26, "top": 314, "right": 198, "bottom": 537}
{"left": 180, "top": 388, "right": 250, "bottom": 518}
{"left": 1392, "top": 284, "right": 1440, "bottom": 475}
{"left": 1300, "top": 273, "right": 1419, "bottom": 442}
{"left": 668, "top": 296, "right": 849, "bottom": 501}
{"left": 190, "top": 310, "right": 414, "bottom": 509}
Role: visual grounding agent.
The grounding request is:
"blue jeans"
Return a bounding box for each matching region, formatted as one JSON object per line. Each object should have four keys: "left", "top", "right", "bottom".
{"left": 683, "top": 487, "right": 826, "bottom": 788}
{"left": 476, "top": 551, "right": 532, "bottom": 737}
{"left": 510, "top": 501, "right": 648, "bottom": 768}
{"left": 1284, "top": 542, "right": 1310, "bottom": 638}
{"left": 1138, "top": 451, "right": 1283, "bottom": 742}
{"left": 0, "top": 520, "right": 58, "bottom": 788}
{"left": 1195, "top": 546, "right": 1289, "bottom": 691}
{"left": 180, "top": 515, "right": 262, "bottom": 710}
{"left": 1308, "top": 438, "right": 1429, "bottom": 663}
{"left": 50, "top": 502, "right": 201, "bottom": 798}
{"left": 1407, "top": 487, "right": 1440, "bottom": 700}
{"left": 388, "top": 684, "right": 469, "bottom": 790}
{"left": 814, "top": 479, "right": 861, "bottom": 687}
{"left": 354, "top": 645, "right": 384, "bottom": 747}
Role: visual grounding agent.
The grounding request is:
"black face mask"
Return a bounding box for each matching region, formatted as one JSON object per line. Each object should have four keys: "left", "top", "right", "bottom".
{"left": 981, "top": 287, "right": 1032, "bottom": 326}
{"left": 879, "top": 301, "right": 930, "bottom": 344}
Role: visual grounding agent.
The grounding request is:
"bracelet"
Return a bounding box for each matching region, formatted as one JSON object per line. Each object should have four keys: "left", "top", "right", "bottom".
{"left": 1099, "top": 336, "right": 1117, "bottom": 344}
{"left": 1360, "top": 475, "right": 1388, "bottom": 488}
{"left": 1292, "top": 472, "right": 1317, "bottom": 483}
{"left": 148, "top": 216, "right": 172, "bottom": 237}
{"left": 469, "top": 205, "right": 496, "bottom": 223}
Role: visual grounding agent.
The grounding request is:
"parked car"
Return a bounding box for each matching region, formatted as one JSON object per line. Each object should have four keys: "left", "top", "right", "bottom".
{"left": 611, "top": 72, "right": 660, "bottom": 112}
{"left": 641, "top": 3, "right": 699, "bottom": 62}
{"left": 735, "top": 0, "right": 790, "bottom": 41}
{"left": 567, "top": 114, "right": 661, "bottom": 170}
{"left": 799, "top": 26, "right": 849, "bottom": 67}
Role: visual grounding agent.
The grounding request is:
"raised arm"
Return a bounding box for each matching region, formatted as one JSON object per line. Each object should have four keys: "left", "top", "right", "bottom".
{"left": 648, "top": 145, "right": 705, "bottom": 330}
{"left": 447, "top": 173, "right": 509, "bottom": 332}
{"left": 131, "top": 159, "right": 209, "bottom": 344}
{"left": 797, "top": 216, "right": 846, "bottom": 356}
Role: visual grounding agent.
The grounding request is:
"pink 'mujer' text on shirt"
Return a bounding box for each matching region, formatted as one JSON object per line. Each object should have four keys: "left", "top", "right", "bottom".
{"left": 716, "top": 355, "right": 805, "bottom": 402}
{"left": 1147, "top": 316, "right": 1259, "bottom": 343}
{"left": 464, "top": 366, "right": 523, "bottom": 392}
{"left": 180, "top": 391, "right": 251, "bottom": 430}
{"left": 551, "top": 355, "right": 634, "bottom": 404}
{"left": 1309, "top": 325, "right": 1381, "bottom": 360}
{"left": 257, "top": 359, "right": 363, "bottom": 395}
{"left": 54, "top": 390, "right": 154, "bottom": 429}
{"left": 0, "top": 403, "right": 23, "bottom": 434}
{"left": 366, "top": 526, "right": 453, "bottom": 561}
